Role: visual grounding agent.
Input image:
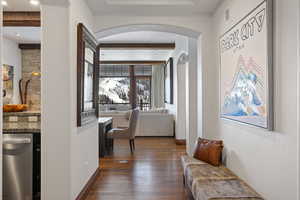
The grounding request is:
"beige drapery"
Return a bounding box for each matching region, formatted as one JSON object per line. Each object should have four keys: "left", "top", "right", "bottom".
{"left": 151, "top": 64, "right": 165, "bottom": 108}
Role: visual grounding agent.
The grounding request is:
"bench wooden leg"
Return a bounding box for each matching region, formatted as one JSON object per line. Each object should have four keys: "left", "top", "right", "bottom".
{"left": 132, "top": 139, "right": 135, "bottom": 150}
{"left": 129, "top": 139, "right": 133, "bottom": 153}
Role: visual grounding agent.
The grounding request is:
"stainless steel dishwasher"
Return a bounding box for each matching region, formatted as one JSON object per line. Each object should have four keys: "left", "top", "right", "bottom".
{"left": 3, "top": 134, "right": 33, "bottom": 200}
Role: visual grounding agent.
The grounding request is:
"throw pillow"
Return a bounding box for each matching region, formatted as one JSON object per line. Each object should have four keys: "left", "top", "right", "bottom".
{"left": 193, "top": 138, "right": 223, "bottom": 166}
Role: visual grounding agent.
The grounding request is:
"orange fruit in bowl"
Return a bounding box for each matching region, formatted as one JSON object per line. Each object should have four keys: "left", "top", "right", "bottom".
{"left": 16, "top": 104, "right": 28, "bottom": 112}
{"left": 3, "top": 104, "right": 29, "bottom": 112}
{"left": 3, "top": 104, "right": 14, "bottom": 112}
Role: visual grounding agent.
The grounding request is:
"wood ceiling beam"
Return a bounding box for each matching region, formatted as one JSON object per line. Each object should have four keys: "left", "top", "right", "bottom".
{"left": 100, "top": 60, "right": 166, "bottom": 65}
{"left": 3, "top": 12, "right": 41, "bottom": 27}
{"left": 99, "top": 43, "right": 176, "bottom": 50}
{"left": 19, "top": 43, "right": 41, "bottom": 50}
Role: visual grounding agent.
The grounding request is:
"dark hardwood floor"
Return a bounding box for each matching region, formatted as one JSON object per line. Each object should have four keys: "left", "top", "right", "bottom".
{"left": 85, "top": 137, "right": 188, "bottom": 200}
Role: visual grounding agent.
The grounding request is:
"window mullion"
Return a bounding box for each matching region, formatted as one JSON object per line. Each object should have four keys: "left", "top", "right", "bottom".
{"left": 129, "top": 65, "right": 137, "bottom": 109}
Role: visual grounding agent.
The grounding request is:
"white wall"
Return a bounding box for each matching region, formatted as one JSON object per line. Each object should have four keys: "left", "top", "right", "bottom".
{"left": 41, "top": 4, "right": 71, "bottom": 200}
{"left": 186, "top": 37, "right": 199, "bottom": 154}
{"left": 197, "top": 36, "right": 203, "bottom": 140}
{"left": 212, "top": 0, "right": 300, "bottom": 199}
{"left": 168, "top": 35, "right": 188, "bottom": 140}
{"left": 41, "top": 0, "right": 98, "bottom": 199}
{"left": 42, "top": 0, "right": 99, "bottom": 200}
{"left": 68, "top": 0, "right": 98, "bottom": 199}
{"left": 3, "top": 37, "right": 22, "bottom": 104}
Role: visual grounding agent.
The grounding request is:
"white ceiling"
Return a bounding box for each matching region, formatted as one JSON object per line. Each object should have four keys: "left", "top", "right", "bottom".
{"left": 2, "top": 27, "right": 177, "bottom": 61}
{"left": 100, "top": 31, "right": 178, "bottom": 61}
{"left": 2, "top": 0, "right": 221, "bottom": 15}
{"left": 86, "top": 0, "right": 222, "bottom": 16}
{"left": 3, "top": 27, "right": 41, "bottom": 43}
{"left": 99, "top": 31, "right": 178, "bottom": 43}
{"left": 2, "top": 0, "right": 40, "bottom": 11}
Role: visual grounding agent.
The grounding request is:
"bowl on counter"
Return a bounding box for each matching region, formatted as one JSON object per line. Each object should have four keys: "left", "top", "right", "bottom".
{"left": 3, "top": 104, "right": 29, "bottom": 112}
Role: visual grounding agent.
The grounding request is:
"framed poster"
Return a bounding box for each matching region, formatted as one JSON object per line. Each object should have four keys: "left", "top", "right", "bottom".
{"left": 164, "top": 57, "right": 173, "bottom": 104}
{"left": 3, "top": 65, "right": 14, "bottom": 104}
{"left": 219, "top": 0, "right": 273, "bottom": 130}
{"left": 77, "top": 23, "right": 100, "bottom": 127}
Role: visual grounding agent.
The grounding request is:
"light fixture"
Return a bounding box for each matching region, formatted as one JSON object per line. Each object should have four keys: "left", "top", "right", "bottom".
{"left": 16, "top": 33, "right": 21, "bottom": 37}
{"left": 31, "top": 72, "right": 41, "bottom": 77}
{"left": 29, "top": 0, "right": 40, "bottom": 6}
{"left": 2, "top": 0, "right": 8, "bottom": 6}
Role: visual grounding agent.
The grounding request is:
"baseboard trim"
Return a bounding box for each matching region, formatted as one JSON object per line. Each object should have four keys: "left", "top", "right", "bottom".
{"left": 175, "top": 139, "right": 186, "bottom": 145}
{"left": 75, "top": 167, "right": 100, "bottom": 200}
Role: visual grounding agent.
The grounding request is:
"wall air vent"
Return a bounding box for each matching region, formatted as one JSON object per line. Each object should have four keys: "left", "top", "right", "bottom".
{"left": 105, "top": 0, "right": 195, "bottom": 6}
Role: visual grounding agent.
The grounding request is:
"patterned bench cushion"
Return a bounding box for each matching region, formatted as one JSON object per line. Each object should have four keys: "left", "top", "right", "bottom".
{"left": 186, "top": 164, "right": 236, "bottom": 189}
{"left": 181, "top": 156, "right": 264, "bottom": 200}
{"left": 192, "top": 179, "right": 263, "bottom": 200}
{"left": 181, "top": 155, "right": 207, "bottom": 175}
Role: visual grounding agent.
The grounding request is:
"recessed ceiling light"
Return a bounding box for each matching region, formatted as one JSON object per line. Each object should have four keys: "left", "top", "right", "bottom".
{"left": 29, "top": 0, "right": 40, "bottom": 6}
{"left": 2, "top": 0, "right": 8, "bottom": 6}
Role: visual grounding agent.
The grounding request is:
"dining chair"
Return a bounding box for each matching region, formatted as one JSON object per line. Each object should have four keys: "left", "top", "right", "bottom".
{"left": 107, "top": 108, "right": 139, "bottom": 153}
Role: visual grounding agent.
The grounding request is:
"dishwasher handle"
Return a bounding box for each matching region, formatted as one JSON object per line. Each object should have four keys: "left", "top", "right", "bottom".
{"left": 3, "top": 138, "right": 32, "bottom": 145}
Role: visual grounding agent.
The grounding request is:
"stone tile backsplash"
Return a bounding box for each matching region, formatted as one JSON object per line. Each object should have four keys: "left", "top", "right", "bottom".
{"left": 21, "top": 49, "right": 41, "bottom": 111}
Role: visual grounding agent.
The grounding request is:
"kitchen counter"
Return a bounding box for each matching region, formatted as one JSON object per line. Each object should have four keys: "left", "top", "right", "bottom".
{"left": 3, "top": 111, "right": 41, "bottom": 133}
{"left": 3, "top": 122, "right": 40, "bottom": 133}
{"left": 3, "top": 111, "right": 41, "bottom": 117}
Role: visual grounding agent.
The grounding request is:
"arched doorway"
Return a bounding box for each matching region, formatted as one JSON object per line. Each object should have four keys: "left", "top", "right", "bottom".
{"left": 95, "top": 24, "right": 202, "bottom": 155}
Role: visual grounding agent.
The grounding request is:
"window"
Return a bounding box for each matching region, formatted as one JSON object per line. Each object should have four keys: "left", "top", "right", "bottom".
{"left": 99, "top": 65, "right": 152, "bottom": 111}
{"left": 136, "top": 77, "right": 151, "bottom": 110}
{"left": 135, "top": 65, "right": 152, "bottom": 110}
{"left": 100, "top": 65, "right": 129, "bottom": 77}
{"left": 99, "top": 77, "right": 130, "bottom": 104}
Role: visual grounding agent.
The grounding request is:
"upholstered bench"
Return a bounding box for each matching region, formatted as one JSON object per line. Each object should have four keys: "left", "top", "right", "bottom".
{"left": 181, "top": 155, "right": 264, "bottom": 200}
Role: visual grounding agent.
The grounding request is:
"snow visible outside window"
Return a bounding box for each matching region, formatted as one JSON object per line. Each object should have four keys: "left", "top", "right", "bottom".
{"left": 99, "top": 65, "right": 152, "bottom": 111}
{"left": 99, "top": 77, "right": 130, "bottom": 104}
{"left": 136, "top": 78, "right": 151, "bottom": 110}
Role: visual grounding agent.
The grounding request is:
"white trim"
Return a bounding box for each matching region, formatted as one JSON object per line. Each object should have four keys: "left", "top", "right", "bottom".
{"left": 95, "top": 24, "right": 201, "bottom": 39}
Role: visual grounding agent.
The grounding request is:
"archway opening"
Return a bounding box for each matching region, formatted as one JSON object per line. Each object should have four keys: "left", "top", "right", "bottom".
{"left": 95, "top": 24, "right": 203, "bottom": 155}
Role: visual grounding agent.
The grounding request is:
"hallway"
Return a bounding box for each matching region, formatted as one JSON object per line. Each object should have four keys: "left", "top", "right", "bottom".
{"left": 85, "top": 137, "right": 187, "bottom": 200}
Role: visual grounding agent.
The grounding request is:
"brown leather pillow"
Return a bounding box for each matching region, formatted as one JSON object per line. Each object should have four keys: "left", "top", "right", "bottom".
{"left": 193, "top": 138, "right": 223, "bottom": 166}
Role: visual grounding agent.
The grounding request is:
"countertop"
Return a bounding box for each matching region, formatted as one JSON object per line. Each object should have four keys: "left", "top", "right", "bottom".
{"left": 3, "top": 111, "right": 41, "bottom": 117}
{"left": 3, "top": 111, "right": 41, "bottom": 133}
{"left": 3, "top": 122, "right": 40, "bottom": 133}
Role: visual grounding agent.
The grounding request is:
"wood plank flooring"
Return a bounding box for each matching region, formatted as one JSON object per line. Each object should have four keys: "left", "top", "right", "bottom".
{"left": 85, "top": 137, "right": 188, "bottom": 200}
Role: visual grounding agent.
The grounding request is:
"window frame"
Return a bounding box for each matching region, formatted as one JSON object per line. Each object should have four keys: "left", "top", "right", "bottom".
{"left": 135, "top": 75, "right": 152, "bottom": 109}
{"left": 99, "top": 76, "right": 131, "bottom": 105}
{"left": 99, "top": 67, "right": 152, "bottom": 110}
